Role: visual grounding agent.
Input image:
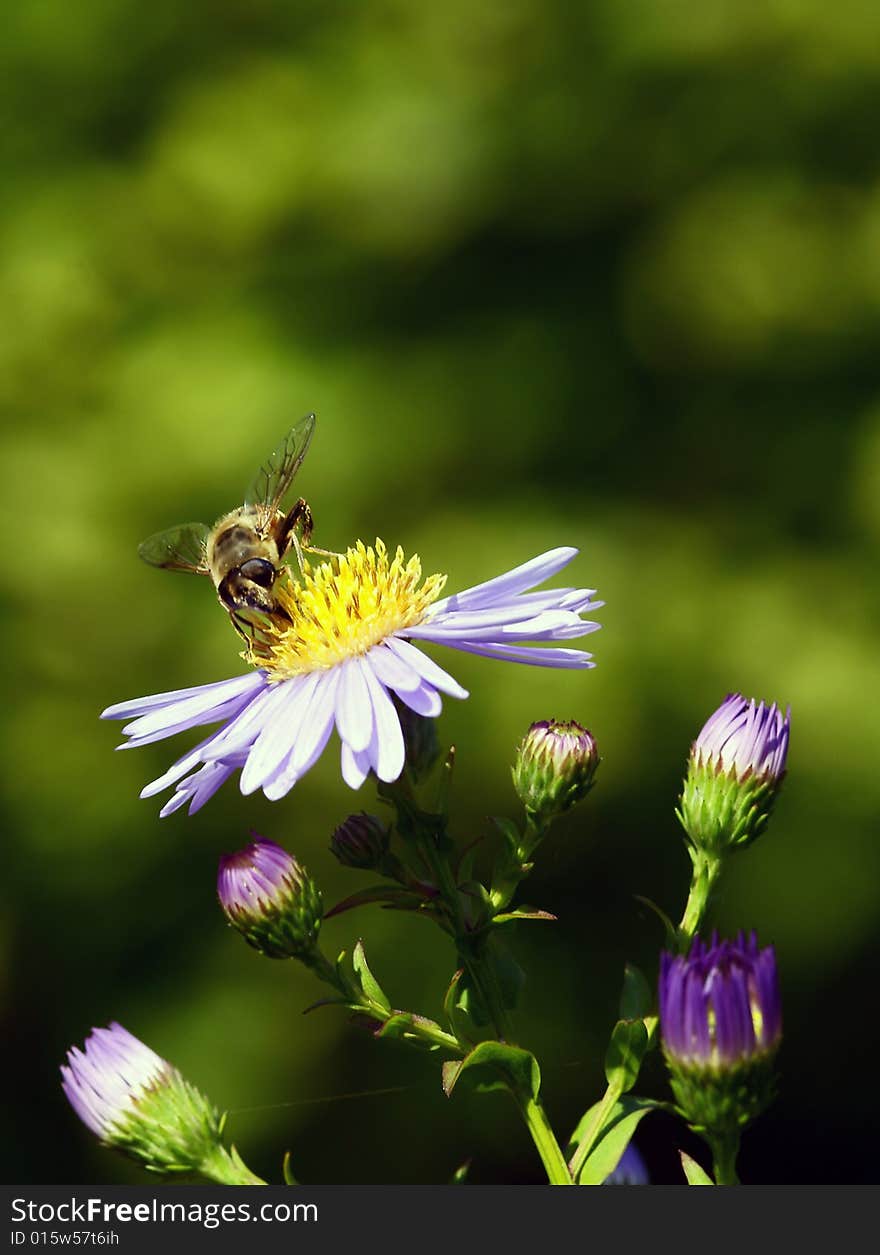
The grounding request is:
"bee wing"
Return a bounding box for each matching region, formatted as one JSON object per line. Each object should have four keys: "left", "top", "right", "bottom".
{"left": 244, "top": 413, "right": 316, "bottom": 516}
{"left": 138, "top": 522, "right": 211, "bottom": 574}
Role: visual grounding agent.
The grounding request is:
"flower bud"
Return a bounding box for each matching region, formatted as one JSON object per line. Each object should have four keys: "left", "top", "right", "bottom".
{"left": 61, "top": 1023, "right": 225, "bottom": 1176}
{"left": 659, "top": 932, "right": 781, "bottom": 1138}
{"left": 678, "top": 694, "right": 790, "bottom": 855}
{"left": 330, "top": 812, "right": 390, "bottom": 869}
{"left": 218, "top": 836, "right": 322, "bottom": 959}
{"left": 512, "top": 719, "right": 599, "bottom": 823}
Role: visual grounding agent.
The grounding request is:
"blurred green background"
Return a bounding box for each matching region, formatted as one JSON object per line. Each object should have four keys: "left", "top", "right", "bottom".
{"left": 2, "top": 0, "right": 879, "bottom": 1185}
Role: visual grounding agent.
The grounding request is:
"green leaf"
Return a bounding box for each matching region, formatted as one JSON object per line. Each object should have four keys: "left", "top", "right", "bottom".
{"left": 680, "top": 1150, "right": 714, "bottom": 1185}
{"left": 604, "top": 1019, "right": 649, "bottom": 1094}
{"left": 352, "top": 940, "right": 391, "bottom": 1013}
{"left": 375, "top": 1012, "right": 444, "bottom": 1047}
{"left": 282, "top": 1151, "right": 297, "bottom": 1185}
{"left": 576, "top": 1097, "right": 658, "bottom": 1185}
{"left": 442, "top": 1040, "right": 541, "bottom": 1100}
{"left": 324, "top": 885, "right": 426, "bottom": 920}
{"left": 442, "top": 968, "right": 473, "bottom": 1041}
{"left": 618, "top": 963, "right": 653, "bottom": 1021}
{"left": 492, "top": 908, "right": 557, "bottom": 925}
{"left": 634, "top": 895, "right": 678, "bottom": 949}
{"left": 450, "top": 1159, "right": 472, "bottom": 1184}
{"left": 490, "top": 815, "right": 522, "bottom": 854}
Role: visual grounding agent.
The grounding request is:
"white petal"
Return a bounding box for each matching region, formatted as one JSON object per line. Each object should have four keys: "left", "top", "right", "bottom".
{"left": 241, "top": 672, "right": 321, "bottom": 793}
{"left": 385, "top": 637, "right": 469, "bottom": 699}
{"left": 238, "top": 677, "right": 312, "bottom": 795}
{"left": 287, "top": 668, "right": 341, "bottom": 777}
{"left": 334, "top": 659, "right": 374, "bottom": 752}
{"left": 361, "top": 659, "right": 405, "bottom": 783}
{"left": 340, "top": 741, "right": 370, "bottom": 790}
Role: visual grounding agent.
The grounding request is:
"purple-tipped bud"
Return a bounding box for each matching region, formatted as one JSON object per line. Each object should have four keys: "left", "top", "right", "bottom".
{"left": 512, "top": 719, "right": 599, "bottom": 824}
{"left": 678, "top": 694, "right": 790, "bottom": 854}
{"left": 659, "top": 932, "right": 781, "bottom": 1135}
{"left": 330, "top": 813, "right": 390, "bottom": 870}
{"left": 61, "top": 1023, "right": 224, "bottom": 1175}
{"left": 218, "top": 836, "right": 322, "bottom": 960}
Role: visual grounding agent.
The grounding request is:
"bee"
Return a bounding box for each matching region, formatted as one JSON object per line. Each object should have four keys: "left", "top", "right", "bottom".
{"left": 138, "top": 413, "right": 325, "bottom": 629}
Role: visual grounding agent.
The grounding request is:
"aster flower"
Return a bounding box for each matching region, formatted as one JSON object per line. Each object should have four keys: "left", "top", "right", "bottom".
{"left": 60, "top": 1023, "right": 260, "bottom": 1181}
{"left": 659, "top": 931, "right": 781, "bottom": 1157}
{"left": 678, "top": 693, "right": 790, "bottom": 855}
{"left": 217, "top": 835, "right": 323, "bottom": 959}
{"left": 102, "top": 541, "right": 601, "bottom": 815}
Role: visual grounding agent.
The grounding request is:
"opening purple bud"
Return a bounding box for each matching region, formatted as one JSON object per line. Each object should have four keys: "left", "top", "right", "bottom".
{"left": 678, "top": 694, "right": 790, "bottom": 854}
{"left": 694, "top": 694, "right": 790, "bottom": 782}
{"left": 512, "top": 718, "right": 599, "bottom": 823}
{"left": 217, "top": 836, "right": 322, "bottom": 960}
{"left": 61, "top": 1023, "right": 224, "bottom": 1175}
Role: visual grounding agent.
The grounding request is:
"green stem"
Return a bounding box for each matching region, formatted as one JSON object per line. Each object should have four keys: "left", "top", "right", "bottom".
{"left": 383, "top": 775, "right": 516, "bottom": 1041}
{"left": 515, "top": 1092, "right": 574, "bottom": 1185}
{"left": 489, "top": 815, "right": 548, "bottom": 912}
{"left": 708, "top": 1133, "right": 741, "bottom": 1185}
{"left": 567, "top": 1081, "right": 622, "bottom": 1182}
{"left": 200, "top": 1144, "right": 266, "bottom": 1186}
{"left": 677, "top": 852, "right": 722, "bottom": 951}
{"left": 304, "top": 949, "right": 462, "bottom": 1055}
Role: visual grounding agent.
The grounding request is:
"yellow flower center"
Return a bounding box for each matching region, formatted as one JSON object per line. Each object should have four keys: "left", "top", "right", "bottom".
{"left": 244, "top": 539, "right": 447, "bottom": 680}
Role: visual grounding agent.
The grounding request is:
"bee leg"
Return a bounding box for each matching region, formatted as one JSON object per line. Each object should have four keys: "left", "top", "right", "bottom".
{"left": 303, "top": 544, "right": 344, "bottom": 560}
{"left": 277, "top": 498, "right": 313, "bottom": 550}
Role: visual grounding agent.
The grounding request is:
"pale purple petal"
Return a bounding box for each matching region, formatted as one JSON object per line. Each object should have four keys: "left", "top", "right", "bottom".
{"left": 114, "top": 673, "right": 265, "bottom": 738}
{"left": 159, "top": 761, "right": 237, "bottom": 817}
{"left": 428, "top": 547, "right": 578, "bottom": 614}
{"left": 366, "top": 641, "right": 423, "bottom": 693}
{"left": 393, "top": 678, "right": 443, "bottom": 717}
{"left": 101, "top": 674, "right": 263, "bottom": 721}
{"left": 448, "top": 641, "right": 596, "bottom": 667}
{"left": 121, "top": 689, "right": 258, "bottom": 749}
{"left": 200, "top": 683, "right": 282, "bottom": 760}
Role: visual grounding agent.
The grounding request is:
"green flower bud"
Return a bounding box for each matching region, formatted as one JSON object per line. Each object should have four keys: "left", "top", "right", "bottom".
{"left": 512, "top": 719, "right": 599, "bottom": 823}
